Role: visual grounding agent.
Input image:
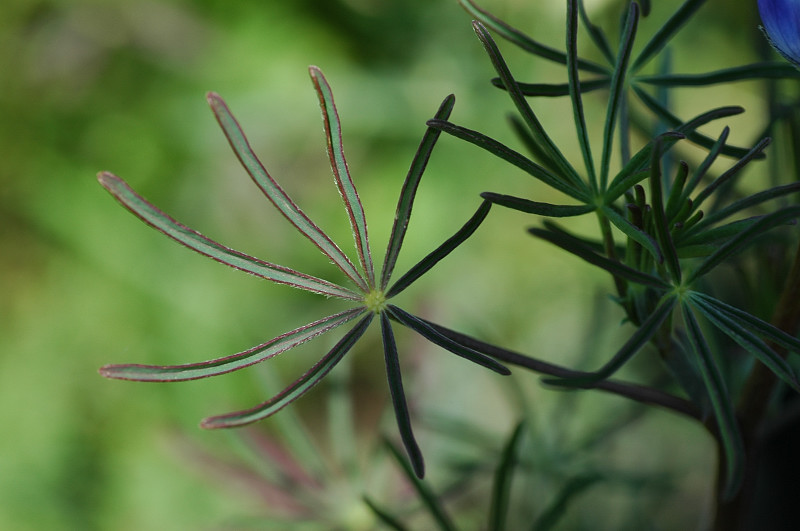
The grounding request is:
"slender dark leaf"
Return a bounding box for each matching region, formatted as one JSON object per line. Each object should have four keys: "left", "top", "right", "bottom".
{"left": 533, "top": 474, "right": 602, "bottom": 531}
{"left": 601, "top": 204, "right": 663, "bottom": 264}
{"left": 200, "top": 313, "right": 373, "bottom": 428}
{"left": 692, "top": 138, "right": 771, "bottom": 212}
{"left": 567, "top": 0, "right": 597, "bottom": 188}
{"left": 604, "top": 132, "right": 684, "bottom": 202}
{"left": 427, "top": 119, "right": 588, "bottom": 200}
{"left": 387, "top": 305, "right": 511, "bottom": 375}
{"left": 97, "top": 172, "right": 361, "bottom": 301}
{"left": 687, "top": 206, "right": 800, "bottom": 282}
{"left": 381, "top": 95, "right": 456, "bottom": 290}
{"left": 492, "top": 78, "right": 609, "bottom": 97}
{"left": 542, "top": 295, "right": 676, "bottom": 388}
{"left": 529, "top": 225, "right": 670, "bottom": 289}
{"left": 636, "top": 62, "right": 800, "bottom": 86}
{"left": 578, "top": 0, "right": 614, "bottom": 63}
{"left": 388, "top": 200, "right": 492, "bottom": 298}
{"left": 648, "top": 137, "right": 682, "bottom": 283}
{"left": 599, "top": 2, "right": 639, "bottom": 190}
{"left": 310, "top": 66, "right": 376, "bottom": 288}
{"left": 690, "top": 295, "right": 800, "bottom": 392}
{"left": 481, "top": 192, "right": 595, "bottom": 217}
{"left": 99, "top": 308, "right": 365, "bottom": 381}
{"left": 681, "top": 126, "right": 729, "bottom": 206}
{"left": 472, "top": 21, "right": 584, "bottom": 188}
{"left": 380, "top": 313, "right": 425, "bottom": 479}
{"left": 489, "top": 421, "right": 525, "bottom": 531}
{"left": 689, "top": 182, "right": 800, "bottom": 234}
{"left": 632, "top": 0, "right": 707, "bottom": 71}
{"left": 459, "top": 0, "right": 608, "bottom": 74}
{"left": 207, "top": 92, "right": 368, "bottom": 291}
{"left": 681, "top": 302, "right": 744, "bottom": 499}
{"left": 384, "top": 437, "right": 456, "bottom": 531}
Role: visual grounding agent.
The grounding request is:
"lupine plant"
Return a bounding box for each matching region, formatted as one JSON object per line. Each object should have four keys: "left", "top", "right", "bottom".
{"left": 99, "top": 0, "right": 800, "bottom": 528}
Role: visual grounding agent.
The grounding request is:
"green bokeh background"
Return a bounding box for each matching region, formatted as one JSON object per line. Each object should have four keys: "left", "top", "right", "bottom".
{"left": 0, "top": 0, "right": 782, "bottom": 529}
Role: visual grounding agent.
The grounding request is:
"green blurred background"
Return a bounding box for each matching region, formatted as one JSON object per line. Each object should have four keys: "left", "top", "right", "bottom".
{"left": 0, "top": 0, "right": 781, "bottom": 529}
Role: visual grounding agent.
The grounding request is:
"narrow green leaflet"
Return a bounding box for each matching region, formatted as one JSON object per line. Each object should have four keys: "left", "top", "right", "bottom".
{"left": 599, "top": 1, "right": 639, "bottom": 189}
{"left": 459, "top": 0, "right": 608, "bottom": 74}
{"left": 631, "top": 0, "right": 707, "bottom": 72}
{"left": 207, "top": 92, "right": 368, "bottom": 291}
{"left": 604, "top": 132, "right": 684, "bottom": 202}
{"left": 481, "top": 192, "right": 595, "bottom": 217}
{"left": 380, "top": 313, "right": 425, "bottom": 479}
{"left": 383, "top": 437, "right": 457, "bottom": 531}
{"left": 363, "top": 497, "right": 409, "bottom": 531}
{"left": 310, "top": 66, "right": 375, "bottom": 288}
{"left": 542, "top": 295, "right": 676, "bottom": 388}
{"left": 636, "top": 62, "right": 800, "bottom": 86}
{"left": 532, "top": 474, "right": 602, "bottom": 531}
{"left": 689, "top": 295, "right": 800, "bottom": 392}
{"left": 427, "top": 119, "right": 589, "bottom": 201}
{"left": 388, "top": 200, "right": 493, "bottom": 298}
{"left": 681, "top": 302, "right": 744, "bottom": 499}
{"left": 680, "top": 126, "right": 729, "bottom": 205}
{"left": 601, "top": 204, "right": 663, "bottom": 264}
{"left": 687, "top": 206, "right": 800, "bottom": 283}
{"left": 201, "top": 313, "right": 373, "bottom": 428}
{"left": 529, "top": 225, "right": 670, "bottom": 289}
{"left": 381, "top": 94, "right": 456, "bottom": 290}
{"left": 567, "top": 0, "right": 597, "bottom": 189}
{"left": 387, "top": 305, "right": 511, "bottom": 375}
{"left": 99, "top": 307, "right": 365, "bottom": 381}
{"left": 98, "top": 172, "right": 360, "bottom": 301}
{"left": 577, "top": 0, "right": 613, "bottom": 64}
{"left": 648, "top": 137, "right": 681, "bottom": 283}
{"left": 473, "top": 21, "right": 584, "bottom": 189}
{"left": 488, "top": 421, "right": 525, "bottom": 531}
{"left": 691, "top": 292, "right": 800, "bottom": 355}
{"left": 496, "top": 78, "right": 609, "bottom": 97}
{"left": 692, "top": 138, "right": 771, "bottom": 212}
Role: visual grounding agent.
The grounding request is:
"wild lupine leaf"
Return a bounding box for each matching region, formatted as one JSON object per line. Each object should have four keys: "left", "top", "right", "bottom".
{"left": 567, "top": 0, "right": 597, "bottom": 188}
{"left": 600, "top": 1, "right": 639, "bottom": 189}
{"left": 692, "top": 138, "right": 771, "bottom": 212}
{"left": 648, "top": 137, "right": 681, "bottom": 283}
{"left": 689, "top": 294, "right": 800, "bottom": 392}
{"left": 528, "top": 225, "right": 670, "bottom": 289}
{"left": 381, "top": 95, "right": 456, "bottom": 290}
{"left": 386, "top": 305, "right": 511, "bottom": 375}
{"left": 383, "top": 437, "right": 457, "bottom": 531}
{"left": 200, "top": 314, "right": 373, "bottom": 429}
{"left": 99, "top": 307, "right": 365, "bottom": 381}
{"left": 690, "top": 292, "right": 800, "bottom": 355}
{"left": 681, "top": 126, "right": 729, "bottom": 205}
{"left": 380, "top": 313, "right": 425, "bottom": 479}
{"left": 632, "top": 86, "right": 754, "bottom": 159}
{"left": 676, "top": 217, "right": 760, "bottom": 248}
{"left": 636, "top": 62, "right": 800, "bottom": 86}
{"left": 542, "top": 295, "right": 676, "bottom": 388}
{"left": 681, "top": 302, "right": 744, "bottom": 499}
{"left": 427, "top": 119, "right": 589, "bottom": 201}
{"left": 310, "top": 66, "right": 376, "bottom": 288}
{"left": 458, "top": 0, "right": 608, "bottom": 74}
{"left": 480, "top": 192, "right": 595, "bottom": 217}
{"left": 577, "top": 0, "right": 613, "bottom": 64}
{"left": 491, "top": 78, "right": 609, "bottom": 97}
{"left": 601, "top": 204, "right": 663, "bottom": 264}
{"left": 488, "top": 421, "right": 525, "bottom": 531}
{"left": 631, "top": 0, "right": 707, "bottom": 72}
{"left": 665, "top": 161, "right": 690, "bottom": 221}
{"left": 687, "top": 206, "right": 800, "bottom": 283}
{"left": 207, "top": 92, "right": 368, "bottom": 291}
{"left": 472, "top": 21, "right": 584, "bottom": 189}
{"left": 97, "top": 172, "right": 360, "bottom": 301}
{"left": 388, "top": 200, "right": 493, "bottom": 297}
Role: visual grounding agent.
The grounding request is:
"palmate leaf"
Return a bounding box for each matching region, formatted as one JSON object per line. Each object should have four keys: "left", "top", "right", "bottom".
{"left": 381, "top": 94, "right": 456, "bottom": 290}
{"left": 681, "top": 302, "right": 744, "bottom": 499}
{"left": 100, "top": 307, "right": 365, "bottom": 381}
{"left": 201, "top": 313, "right": 373, "bottom": 429}
{"left": 97, "top": 172, "right": 360, "bottom": 301}
{"left": 689, "top": 294, "right": 800, "bottom": 393}
{"left": 207, "top": 92, "right": 369, "bottom": 291}
{"left": 310, "top": 66, "right": 375, "bottom": 288}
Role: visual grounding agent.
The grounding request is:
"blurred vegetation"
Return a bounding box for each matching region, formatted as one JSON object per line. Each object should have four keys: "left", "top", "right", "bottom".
{"left": 0, "top": 0, "right": 785, "bottom": 529}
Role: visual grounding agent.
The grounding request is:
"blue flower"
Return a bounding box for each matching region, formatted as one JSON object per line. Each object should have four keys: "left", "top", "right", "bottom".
{"left": 758, "top": 0, "right": 800, "bottom": 67}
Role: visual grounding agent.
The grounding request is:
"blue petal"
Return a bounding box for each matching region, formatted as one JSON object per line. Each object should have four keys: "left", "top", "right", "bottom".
{"left": 758, "top": 0, "right": 800, "bottom": 67}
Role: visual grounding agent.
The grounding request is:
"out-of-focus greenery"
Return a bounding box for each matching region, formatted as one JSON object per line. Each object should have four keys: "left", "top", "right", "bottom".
{"left": 0, "top": 0, "right": 782, "bottom": 529}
